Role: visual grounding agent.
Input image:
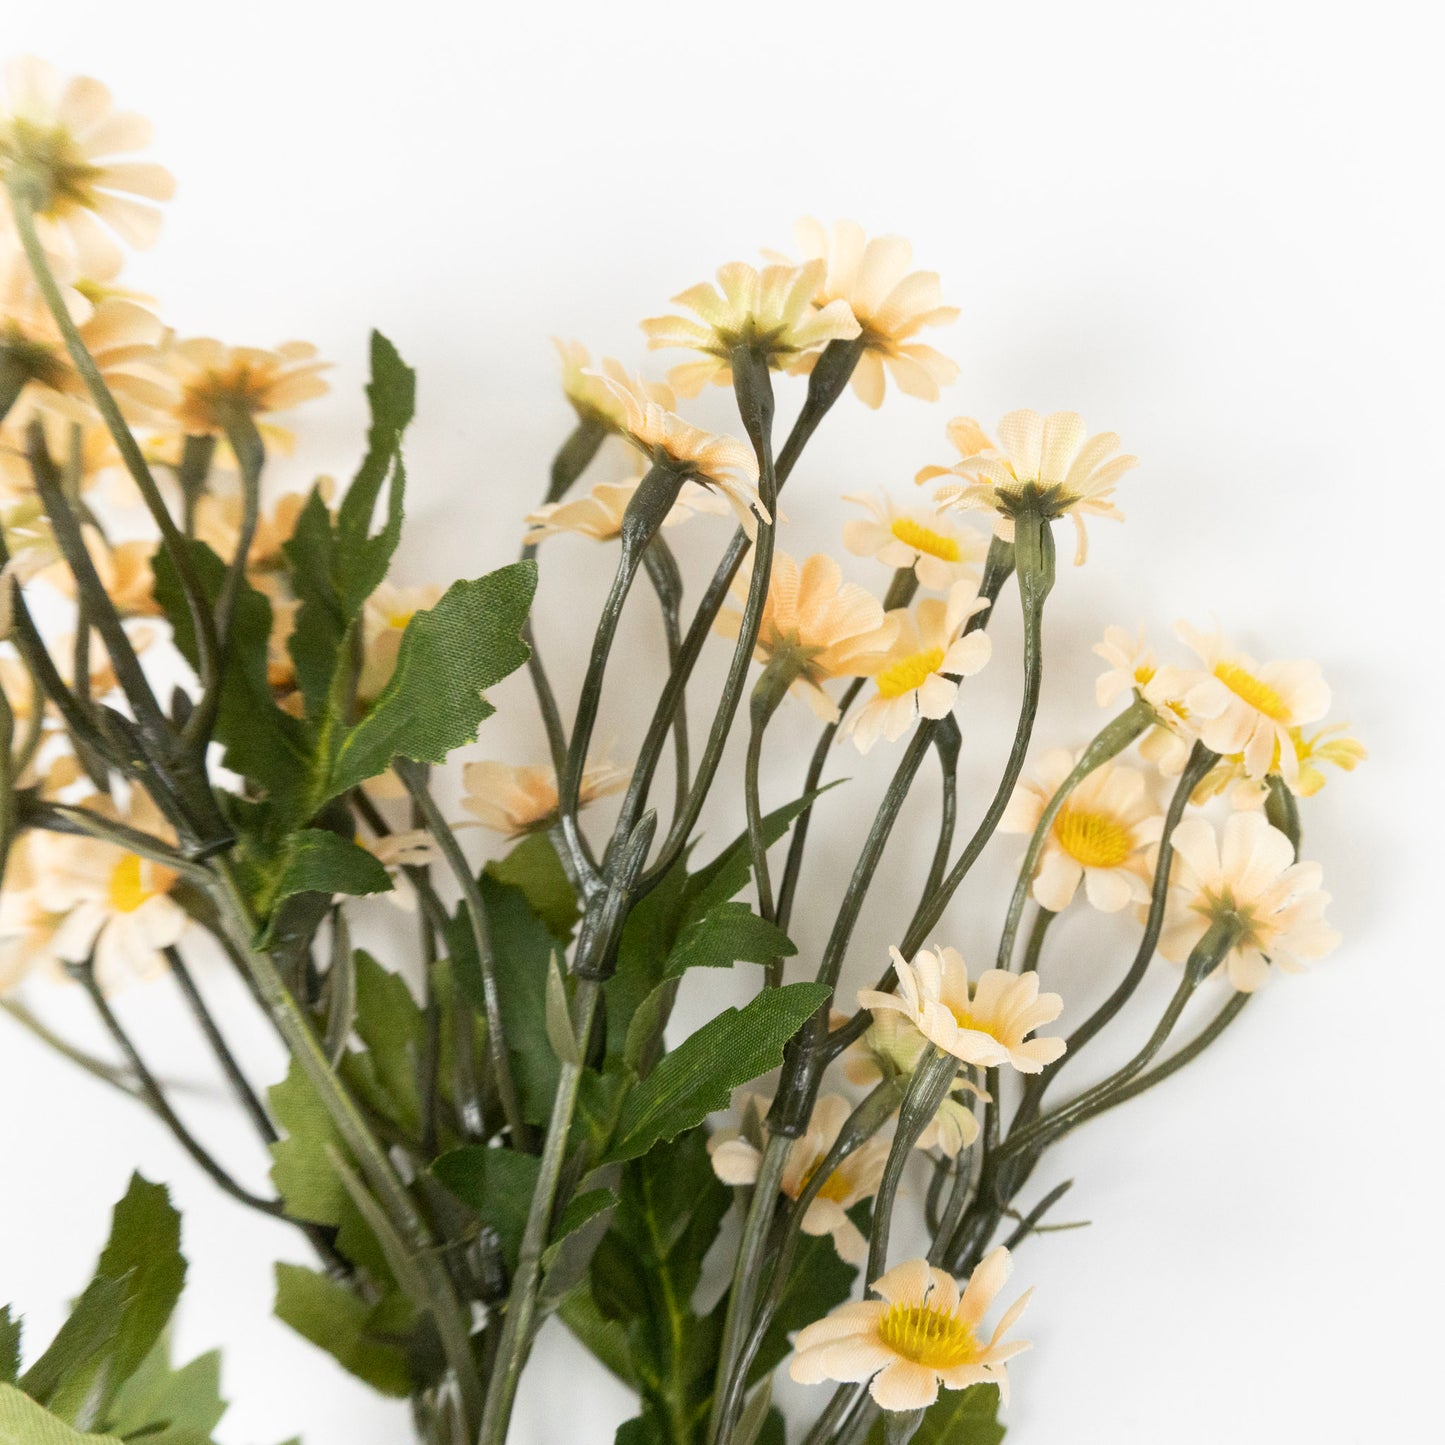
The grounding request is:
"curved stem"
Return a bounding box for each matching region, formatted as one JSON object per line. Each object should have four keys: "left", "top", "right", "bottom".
{"left": 1020, "top": 906, "right": 1056, "bottom": 975}
{"left": 994, "top": 696, "right": 1155, "bottom": 970}
{"left": 478, "top": 979, "right": 601, "bottom": 1445}
{"left": 396, "top": 758, "right": 525, "bottom": 1147}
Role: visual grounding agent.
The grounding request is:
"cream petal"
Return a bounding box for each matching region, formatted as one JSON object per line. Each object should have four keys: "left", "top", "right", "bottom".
{"left": 869, "top": 1360, "right": 940, "bottom": 1412}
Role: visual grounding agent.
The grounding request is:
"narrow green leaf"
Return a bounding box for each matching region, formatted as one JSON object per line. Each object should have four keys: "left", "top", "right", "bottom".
{"left": 326, "top": 562, "right": 537, "bottom": 799}
{"left": 542, "top": 1189, "right": 617, "bottom": 1272}
{"left": 273, "top": 1266, "right": 411, "bottom": 1398}
{"left": 605, "top": 983, "right": 829, "bottom": 1163}
{"left": 430, "top": 1148, "right": 540, "bottom": 1271}
{"left": 557, "top": 1285, "right": 637, "bottom": 1389}
{"left": 662, "top": 902, "right": 794, "bottom": 979}
{"left": 270, "top": 830, "right": 391, "bottom": 911}
{"left": 544, "top": 954, "right": 580, "bottom": 1066}
{"left": 0, "top": 1309, "right": 18, "bottom": 1386}
{"left": 0, "top": 1385, "right": 120, "bottom": 1445}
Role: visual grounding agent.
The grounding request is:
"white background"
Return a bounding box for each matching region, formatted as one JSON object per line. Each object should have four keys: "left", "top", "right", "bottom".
{"left": 3, "top": 3, "right": 1441, "bottom": 1443}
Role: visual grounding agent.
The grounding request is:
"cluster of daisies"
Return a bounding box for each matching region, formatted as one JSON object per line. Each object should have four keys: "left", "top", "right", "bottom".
{"left": 0, "top": 55, "right": 1365, "bottom": 1426}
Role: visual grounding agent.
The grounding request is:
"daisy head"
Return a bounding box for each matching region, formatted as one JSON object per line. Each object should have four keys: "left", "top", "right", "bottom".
{"left": 587, "top": 361, "right": 767, "bottom": 535}
{"left": 842, "top": 492, "right": 989, "bottom": 593}
{"left": 919, "top": 411, "right": 1138, "bottom": 565}
{"left": 1093, "top": 624, "right": 1197, "bottom": 775}
{"left": 26, "top": 790, "right": 186, "bottom": 991}
{"left": 860, "top": 945, "right": 1065, "bottom": 1074}
{"left": 355, "top": 581, "right": 442, "bottom": 704}
{"left": 790, "top": 1249, "right": 1031, "bottom": 1410}
{"left": 840, "top": 581, "right": 991, "bottom": 753}
{"left": 714, "top": 551, "right": 897, "bottom": 723}
{"left": 770, "top": 219, "right": 960, "bottom": 409}
{"left": 522, "top": 473, "right": 727, "bottom": 545}
{"left": 642, "top": 260, "right": 860, "bottom": 398}
{"left": 1196, "top": 721, "right": 1369, "bottom": 810}
{"left": 1160, "top": 811, "right": 1339, "bottom": 992}
{"left": 459, "top": 755, "right": 630, "bottom": 840}
{"left": 553, "top": 339, "right": 631, "bottom": 430}
{"left": 710, "top": 1093, "right": 889, "bottom": 1265}
{"left": 1174, "top": 622, "right": 1331, "bottom": 786}
{"left": 166, "top": 338, "right": 330, "bottom": 446}
{"left": 0, "top": 56, "right": 175, "bottom": 279}
{"left": 1001, "top": 750, "right": 1165, "bottom": 914}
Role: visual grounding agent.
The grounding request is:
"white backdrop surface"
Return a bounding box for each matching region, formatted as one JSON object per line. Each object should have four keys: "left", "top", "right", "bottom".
{"left": 2, "top": 3, "right": 1441, "bottom": 1444}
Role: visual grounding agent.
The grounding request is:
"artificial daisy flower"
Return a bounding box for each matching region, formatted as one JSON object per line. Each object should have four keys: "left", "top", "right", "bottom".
{"left": 0, "top": 412, "right": 120, "bottom": 499}
{"left": 357, "top": 581, "right": 443, "bottom": 704}
{"left": 459, "top": 755, "right": 631, "bottom": 840}
{"left": 1159, "top": 810, "right": 1339, "bottom": 992}
{"left": 713, "top": 550, "right": 897, "bottom": 722}
{"left": 1174, "top": 622, "right": 1330, "bottom": 786}
{"left": 553, "top": 338, "right": 632, "bottom": 431}
{"left": 26, "top": 790, "right": 186, "bottom": 991}
{"left": 0, "top": 251, "right": 170, "bottom": 424}
{"left": 919, "top": 411, "right": 1138, "bottom": 565}
{"left": 0, "top": 836, "right": 64, "bottom": 992}
{"left": 859, "top": 945, "right": 1065, "bottom": 1074}
{"left": 709, "top": 1093, "right": 889, "bottom": 1264}
{"left": 0, "top": 56, "right": 174, "bottom": 279}
{"left": 1196, "top": 721, "right": 1369, "bottom": 809}
{"left": 771, "top": 219, "right": 960, "bottom": 408}
{"left": 165, "top": 338, "right": 330, "bottom": 447}
{"left": 840, "top": 581, "right": 991, "bottom": 753}
{"left": 39, "top": 531, "right": 161, "bottom": 618}
{"left": 841, "top": 1012, "right": 986, "bottom": 1159}
{"left": 1092, "top": 624, "right": 1195, "bottom": 774}
{"left": 522, "top": 472, "right": 727, "bottom": 544}
{"left": 358, "top": 829, "right": 442, "bottom": 912}
{"left": 842, "top": 492, "right": 988, "bottom": 592}
{"left": 1000, "top": 750, "right": 1164, "bottom": 913}
{"left": 587, "top": 362, "right": 767, "bottom": 535}
{"left": 790, "top": 1249, "right": 1031, "bottom": 1410}
{"left": 641, "top": 260, "right": 860, "bottom": 398}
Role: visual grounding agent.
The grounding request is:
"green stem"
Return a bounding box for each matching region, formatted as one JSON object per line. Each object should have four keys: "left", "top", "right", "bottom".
{"left": 0, "top": 997, "right": 144, "bottom": 1100}
{"left": 206, "top": 854, "right": 482, "bottom": 1428}
{"left": 1020, "top": 906, "right": 1056, "bottom": 975}
{"left": 1091, "top": 991, "right": 1250, "bottom": 1112}
{"left": 994, "top": 696, "right": 1155, "bottom": 970}
{"left": 7, "top": 188, "right": 219, "bottom": 694}
{"left": 704, "top": 1130, "right": 790, "bottom": 1445}
{"left": 396, "top": 758, "right": 525, "bottom": 1147}
{"left": 642, "top": 535, "right": 691, "bottom": 824}
{"left": 477, "top": 980, "right": 601, "bottom": 1445}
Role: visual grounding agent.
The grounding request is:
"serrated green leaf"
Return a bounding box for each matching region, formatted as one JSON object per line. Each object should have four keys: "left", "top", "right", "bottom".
{"left": 273, "top": 1266, "right": 411, "bottom": 1398}
{"left": 16, "top": 1275, "right": 129, "bottom": 1413}
{"left": 152, "top": 539, "right": 312, "bottom": 804}
{"left": 542, "top": 1189, "right": 617, "bottom": 1272}
{"left": 557, "top": 1285, "right": 637, "bottom": 1389}
{"left": 335, "top": 332, "right": 415, "bottom": 615}
{"left": 662, "top": 902, "right": 794, "bottom": 979}
{"left": 430, "top": 1147, "right": 540, "bottom": 1271}
{"left": 269, "top": 830, "right": 391, "bottom": 912}
{"left": 281, "top": 486, "right": 345, "bottom": 713}
{"left": 90, "top": 1177, "right": 185, "bottom": 1404}
{"left": 0, "top": 1385, "right": 121, "bottom": 1445}
{"left": 863, "top": 1383, "right": 1004, "bottom": 1445}
{"left": 342, "top": 951, "right": 423, "bottom": 1136}
{"left": 485, "top": 832, "right": 578, "bottom": 941}
{"left": 0, "top": 1309, "right": 18, "bottom": 1386}
{"left": 326, "top": 562, "right": 536, "bottom": 800}
{"left": 606, "top": 983, "right": 830, "bottom": 1163}
{"left": 104, "top": 1335, "right": 226, "bottom": 1445}
{"left": 269, "top": 1061, "right": 349, "bottom": 1225}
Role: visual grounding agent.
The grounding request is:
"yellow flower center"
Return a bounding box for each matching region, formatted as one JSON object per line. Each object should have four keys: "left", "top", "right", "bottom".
{"left": 385, "top": 609, "right": 417, "bottom": 631}
{"left": 1054, "top": 808, "right": 1134, "bottom": 869}
{"left": 876, "top": 647, "right": 945, "bottom": 699}
{"left": 799, "top": 1159, "right": 854, "bottom": 1205}
{"left": 1133, "top": 664, "right": 1156, "bottom": 686}
{"left": 107, "top": 853, "right": 153, "bottom": 914}
{"left": 890, "top": 517, "right": 960, "bottom": 562}
{"left": 1214, "top": 662, "right": 1288, "bottom": 722}
{"left": 878, "top": 1302, "right": 978, "bottom": 1370}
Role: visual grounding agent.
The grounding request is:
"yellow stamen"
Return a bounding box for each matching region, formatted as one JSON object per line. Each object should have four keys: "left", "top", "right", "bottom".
{"left": 385, "top": 610, "right": 417, "bottom": 631}
{"left": 876, "top": 647, "right": 945, "bottom": 699}
{"left": 107, "top": 853, "right": 151, "bottom": 914}
{"left": 1054, "top": 808, "right": 1134, "bottom": 869}
{"left": 1214, "top": 662, "right": 1288, "bottom": 722}
{"left": 800, "top": 1159, "right": 854, "bottom": 1205}
{"left": 890, "top": 517, "right": 960, "bottom": 562}
{"left": 878, "top": 1302, "right": 978, "bottom": 1370}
